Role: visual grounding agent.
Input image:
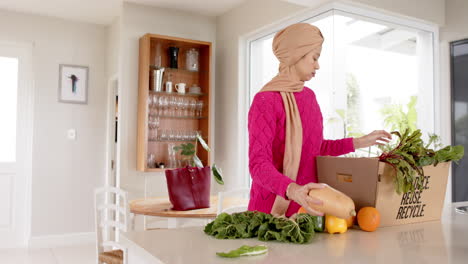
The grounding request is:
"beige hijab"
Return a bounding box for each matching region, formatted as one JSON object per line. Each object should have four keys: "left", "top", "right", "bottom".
{"left": 259, "top": 23, "right": 324, "bottom": 216}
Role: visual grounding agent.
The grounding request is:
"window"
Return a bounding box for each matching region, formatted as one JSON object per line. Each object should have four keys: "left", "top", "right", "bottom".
{"left": 248, "top": 9, "right": 435, "bottom": 159}
{"left": 450, "top": 39, "right": 468, "bottom": 202}
{"left": 0, "top": 56, "right": 18, "bottom": 162}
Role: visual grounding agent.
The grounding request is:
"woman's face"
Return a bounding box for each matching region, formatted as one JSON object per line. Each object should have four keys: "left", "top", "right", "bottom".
{"left": 294, "top": 50, "right": 321, "bottom": 81}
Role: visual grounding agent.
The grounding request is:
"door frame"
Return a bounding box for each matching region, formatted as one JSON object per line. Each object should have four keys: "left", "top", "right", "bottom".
{"left": 105, "top": 74, "right": 119, "bottom": 188}
{"left": 104, "top": 74, "right": 120, "bottom": 242}
{"left": 0, "top": 40, "right": 34, "bottom": 247}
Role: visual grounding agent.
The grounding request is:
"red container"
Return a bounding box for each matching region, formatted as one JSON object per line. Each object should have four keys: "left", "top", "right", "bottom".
{"left": 165, "top": 166, "right": 211, "bottom": 211}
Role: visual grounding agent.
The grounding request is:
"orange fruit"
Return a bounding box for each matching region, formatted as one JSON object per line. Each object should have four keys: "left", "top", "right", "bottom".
{"left": 346, "top": 215, "right": 355, "bottom": 228}
{"left": 357, "top": 207, "right": 380, "bottom": 232}
{"left": 298, "top": 206, "right": 307, "bottom": 214}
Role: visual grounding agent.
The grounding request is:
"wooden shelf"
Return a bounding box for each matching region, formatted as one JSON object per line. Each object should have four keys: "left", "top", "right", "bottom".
{"left": 148, "top": 140, "right": 197, "bottom": 143}
{"left": 146, "top": 166, "right": 200, "bottom": 172}
{"left": 150, "top": 115, "right": 207, "bottom": 120}
{"left": 150, "top": 65, "right": 202, "bottom": 74}
{"left": 146, "top": 168, "right": 168, "bottom": 172}
{"left": 148, "top": 137, "right": 208, "bottom": 143}
{"left": 149, "top": 90, "right": 206, "bottom": 97}
{"left": 137, "top": 33, "right": 212, "bottom": 172}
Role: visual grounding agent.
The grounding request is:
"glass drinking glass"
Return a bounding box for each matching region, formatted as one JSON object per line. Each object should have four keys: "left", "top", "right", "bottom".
{"left": 180, "top": 97, "right": 186, "bottom": 116}
{"left": 185, "top": 98, "right": 191, "bottom": 116}
{"left": 189, "top": 98, "right": 197, "bottom": 116}
{"left": 167, "top": 143, "right": 176, "bottom": 168}
{"left": 160, "top": 129, "right": 167, "bottom": 141}
{"left": 155, "top": 116, "right": 160, "bottom": 128}
{"left": 148, "top": 127, "right": 152, "bottom": 141}
{"left": 178, "top": 98, "right": 184, "bottom": 117}
{"left": 197, "top": 100, "right": 204, "bottom": 117}
{"left": 158, "top": 96, "right": 163, "bottom": 116}
{"left": 175, "top": 97, "right": 182, "bottom": 116}
{"left": 186, "top": 48, "right": 199, "bottom": 72}
{"left": 148, "top": 96, "right": 153, "bottom": 114}
{"left": 153, "top": 94, "right": 159, "bottom": 116}
{"left": 154, "top": 128, "right": 159, "bottom": 141}
{"left": 159, "top": 96, "right": 167, "bottom": 116}
{"left": 147, "top": 153, "right": 155, "bottom": 168}
{"left": 166, "top": 96, "right": 172, "bottom": 117}
{"left": 176, "top": 130, "right": 182, "bottom": 141}
{"left": 172, "top": 96, "right": 178, "bottom": 116}
{"left": 168, "top": 129, "right": 175, "bottom": 141}
{"left": 183, "top": 130, "right": 189, "bottom": 141}
{"left": 170, "top": 96, "right": 177, "bottom": 116}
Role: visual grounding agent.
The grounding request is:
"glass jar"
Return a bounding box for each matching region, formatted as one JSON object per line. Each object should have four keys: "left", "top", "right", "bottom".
{"left": 186, "top": 48, "right": 199, "bottom": 72}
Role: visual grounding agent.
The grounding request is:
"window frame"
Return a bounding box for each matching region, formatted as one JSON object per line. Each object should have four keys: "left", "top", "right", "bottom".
{"left": 238, "top": 2, "right": 440, "bottom": 187}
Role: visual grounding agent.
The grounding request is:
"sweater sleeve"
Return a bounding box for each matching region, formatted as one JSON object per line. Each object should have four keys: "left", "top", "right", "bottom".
{"left": 248, "top": 93, "right": 294, "bottom": 199}
{"left": 320, "top": 137, "right": 355, "bottom": 156}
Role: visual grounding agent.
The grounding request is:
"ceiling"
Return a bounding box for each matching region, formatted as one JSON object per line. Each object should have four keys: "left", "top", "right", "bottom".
{"left": 126, "top": 0, "right": 246, "bottom": 17}
{"left": 0, "top": 0, "right": 246, "bottom": 25}
{"left": 0, "top": 0, "right": 121, "bottom": 25}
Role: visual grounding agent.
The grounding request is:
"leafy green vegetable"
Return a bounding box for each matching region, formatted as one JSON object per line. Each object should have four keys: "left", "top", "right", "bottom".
{"left": 216, "top": 245, "right": 268, "bottom": 258}
{"left": 379, "top": 129, "right": 465, "bottom": 194}
{"left": 434, "top": 145, "right": 464, "bottom": 166}
{"left": 204, "top": 211, "right": 319, "bottom": 244}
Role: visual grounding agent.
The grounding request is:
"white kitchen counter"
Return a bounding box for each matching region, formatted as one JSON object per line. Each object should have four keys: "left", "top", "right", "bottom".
{"left": 123, "top": 202, "right": 468, "bottom": 264}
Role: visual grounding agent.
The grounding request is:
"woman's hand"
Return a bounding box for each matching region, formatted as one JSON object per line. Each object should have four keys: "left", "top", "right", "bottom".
{"left": 286, "top": 182, "right": 325, "bottom": 216}
{"left": 353, "top": 130, "right": 392, "bottom": 149}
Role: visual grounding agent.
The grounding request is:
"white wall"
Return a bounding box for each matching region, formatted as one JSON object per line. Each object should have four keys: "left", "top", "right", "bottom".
{"left": 119, "top": 3, "right": 217, "bottom": 199}
{"left": 442, "top": 0, "right": 468, "bottom": 40}
{"left": 215, "top": 0, "right": 447, "bottom": 189}
{"left": 215, "top": 0, "right": 304, "bottom": 189}
{"left": 106, "top": 16, "right": 122, "bottom": 79}
{"left": 440, "top": 0, "right": 468, "bottom": 205}
{"left": 352, "top": 0, "right": 445, "bottom": 25}
{"left": 0, "top": 9, "right": 107, "bottom": 237}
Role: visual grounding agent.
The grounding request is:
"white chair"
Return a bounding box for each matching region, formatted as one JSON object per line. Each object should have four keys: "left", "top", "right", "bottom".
{"left": 94, "top": 187, "right": 129, "bottom": 264}
{"left": 217, "top": 187, "right": 251, "bottom": 215}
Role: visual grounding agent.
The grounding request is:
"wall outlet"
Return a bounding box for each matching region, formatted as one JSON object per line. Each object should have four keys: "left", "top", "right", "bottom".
{"left": 67, "top": 129, "right": 76, "bottom": 140}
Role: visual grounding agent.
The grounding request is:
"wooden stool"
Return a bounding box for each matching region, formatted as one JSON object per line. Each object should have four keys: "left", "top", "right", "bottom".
{"left": 98, "top": 249, "right": 123, "bottom": 264}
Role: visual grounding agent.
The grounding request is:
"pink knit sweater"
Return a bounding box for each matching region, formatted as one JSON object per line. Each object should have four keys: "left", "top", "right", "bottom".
{"left": 248, "top": 87, "right": 355, "bottom": 217}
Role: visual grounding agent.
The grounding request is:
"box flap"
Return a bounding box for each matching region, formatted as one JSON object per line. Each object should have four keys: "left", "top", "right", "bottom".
{"left": 317, "top": 156, "right": 380, "bottom": 211}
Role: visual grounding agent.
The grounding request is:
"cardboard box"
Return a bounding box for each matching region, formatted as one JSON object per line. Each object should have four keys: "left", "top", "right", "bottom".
{"left": 317, "top": 156, "right": 450, "bottom": 227}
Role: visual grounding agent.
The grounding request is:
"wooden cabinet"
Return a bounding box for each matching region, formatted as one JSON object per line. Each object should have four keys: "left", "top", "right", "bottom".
{"left": 137, "top": 34, "right": 212, "bottom": 172}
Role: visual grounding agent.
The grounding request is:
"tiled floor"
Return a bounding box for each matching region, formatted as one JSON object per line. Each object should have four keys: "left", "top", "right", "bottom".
{"left": 0, "top": 244, "right": 96, "bottom": 264}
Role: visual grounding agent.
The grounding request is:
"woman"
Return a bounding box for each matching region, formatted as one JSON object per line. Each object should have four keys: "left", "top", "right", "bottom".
{"left": 248, "top": 23, "right": 391, "bottom": 217}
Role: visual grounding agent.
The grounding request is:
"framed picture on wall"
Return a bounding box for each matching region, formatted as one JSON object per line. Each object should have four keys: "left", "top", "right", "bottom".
{"left": 58, "top": 64, "right": 89, "bottom": 104}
